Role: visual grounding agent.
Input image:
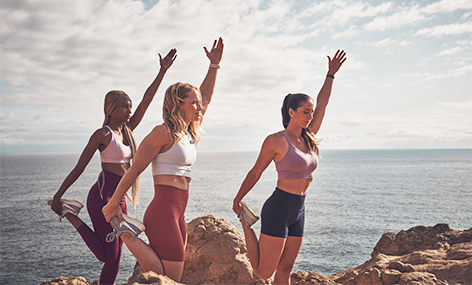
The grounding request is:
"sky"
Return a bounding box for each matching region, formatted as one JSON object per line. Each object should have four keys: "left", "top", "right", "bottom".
{"left": 1, "top": 0, "right": 471, "bottom": 154}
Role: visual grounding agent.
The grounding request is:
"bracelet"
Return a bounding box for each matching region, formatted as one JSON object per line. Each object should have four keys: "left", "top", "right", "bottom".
{"left": 327, "top": 74, "right": 335, "bottom": 79}
{"left": 210, "top": 63, "right": 220, "bottom": 69}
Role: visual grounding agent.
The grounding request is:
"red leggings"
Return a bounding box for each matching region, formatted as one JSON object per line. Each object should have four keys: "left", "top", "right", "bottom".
{"left": 143, "top": 184, "right": 189, "bottom": 262}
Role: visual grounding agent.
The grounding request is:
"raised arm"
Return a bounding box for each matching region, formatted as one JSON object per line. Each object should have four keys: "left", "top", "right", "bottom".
{"left": 200, "top": 37, "right": 224, "bottom": 116}
{"left": 102, "top": 125, "right": 171, "bottom": 222}
{"left": 128, "top": 49, "right": 177, "bottom": 130}
{"left": 308, "top": 50, "right": 347, "bottom": 135}
{"left": 233, "top": 135, "right": 277, "bottom": 216}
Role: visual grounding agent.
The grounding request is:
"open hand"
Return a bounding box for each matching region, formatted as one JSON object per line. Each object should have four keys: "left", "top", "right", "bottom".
{"left": 159, "top": 48, "right": 177, "bottom": 71}
{"left": 328, "top": 50, "right": 347, "bottom": 75}
{"left": 204, "top": 37, "right": 224, "bottom": 64}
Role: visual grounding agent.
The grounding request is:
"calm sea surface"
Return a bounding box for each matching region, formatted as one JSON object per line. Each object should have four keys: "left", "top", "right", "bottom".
{"left": 1, "top": 149, "right": 471, "bottom": 284}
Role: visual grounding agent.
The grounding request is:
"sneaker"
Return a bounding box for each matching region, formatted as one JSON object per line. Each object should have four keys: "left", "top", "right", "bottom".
{"left": 240, "top": 201, "right": 259, "bottom": 227}
{"left": 48, "top": 198, "right": 83, "bottom": 220}
{"left": 106, "top": 214, "right": 146, "bottom": 243}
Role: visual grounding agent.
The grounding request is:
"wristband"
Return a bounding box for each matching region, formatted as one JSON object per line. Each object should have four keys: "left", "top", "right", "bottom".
{"left": 210, "top": 63, "right": 220, "bottom": 69}
{"left": 327, "top": 74, "right": 335, "bottom": 79}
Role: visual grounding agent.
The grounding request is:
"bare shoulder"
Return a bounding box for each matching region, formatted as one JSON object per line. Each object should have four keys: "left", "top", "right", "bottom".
{"left": 147, "top": 124, "right": 172, "bottom": 145}
{"left": 266, "top": 131, "right": 285, "bottom": 144}
{"left": 263, "top": 131, "right": 286, "bottom": 151}
{"left": 90, "top": 127, "right": 111, "bottom": 144}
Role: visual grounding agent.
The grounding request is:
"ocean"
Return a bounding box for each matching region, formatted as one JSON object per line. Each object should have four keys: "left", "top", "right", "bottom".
{"left": 1, "top": 149, "right": 471, "bottom": 284}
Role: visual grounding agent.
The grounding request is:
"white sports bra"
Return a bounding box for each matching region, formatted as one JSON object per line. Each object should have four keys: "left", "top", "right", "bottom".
{"left": 152, "top": 133, "right": 196, "bottom": 178}
{"left": 100, "top": 125, "right": 132, "bottom": 163}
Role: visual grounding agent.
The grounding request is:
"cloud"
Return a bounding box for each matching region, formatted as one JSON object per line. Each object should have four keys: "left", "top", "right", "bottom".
{"left": 436, "top": 46, "right": 464, "bottom": 56}
{"left": 414, "top": 21, "right": 472, "bottom": 37}
{"left": 1, "top": 0, "right": 471, "bottom": 153}
{"left": 364, "top": 0, "right": 472, "bottom": 32}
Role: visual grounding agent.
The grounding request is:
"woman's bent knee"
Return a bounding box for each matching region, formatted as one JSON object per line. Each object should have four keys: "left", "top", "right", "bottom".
{"left": 254, "top": 267, "right": 275, "bottom": 280}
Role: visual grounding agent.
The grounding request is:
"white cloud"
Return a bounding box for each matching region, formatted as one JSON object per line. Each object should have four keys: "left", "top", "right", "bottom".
{"left": 1, "top": 0, "right": 471, "bottom": 152}
{"left": 372, "top": 38, "right": 411, "bottom": 47}
{"left": 364, "top": 5, "right": 429, "bottom": 31}
{"left": 436, "top": 46, "right": 464, "bottom": 56}
{"left": 414, "top": 21, "right": 472, "bottom": 37}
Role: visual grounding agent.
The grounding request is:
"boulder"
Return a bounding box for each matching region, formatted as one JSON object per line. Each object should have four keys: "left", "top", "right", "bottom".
{"left": 329, "top": 224, "right": 472, "bottom": 285}
{"left": 129, "top": 215, "right": 269, "bottom": 284}
{"left": 40, "top": 276, "right": 98, "bottom": 285}
{"left": 181, "top": 215, "right": 269, "bottom": 284}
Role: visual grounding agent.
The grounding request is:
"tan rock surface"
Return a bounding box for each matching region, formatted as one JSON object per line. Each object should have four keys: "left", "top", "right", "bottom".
{"left": 42, "top": 220, "right": 471, "bottom": 285}
{"left": 329, "top": 224, "right": 471, "bottom": 285}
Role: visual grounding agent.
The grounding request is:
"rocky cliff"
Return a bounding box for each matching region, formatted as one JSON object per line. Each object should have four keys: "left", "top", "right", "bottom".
{"left": 41, "top": 216, "right": 472, "bottom": 285}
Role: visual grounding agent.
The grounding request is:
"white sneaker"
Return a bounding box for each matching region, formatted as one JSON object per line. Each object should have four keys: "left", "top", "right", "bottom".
{"left": 106, "top": 214, "right": 146, "bottom": 243}
{"left": 240, "top": 201, "right": 259, "bottom": 227}
{"left": 48, "top": 198, "right": 83, "bottom": 220}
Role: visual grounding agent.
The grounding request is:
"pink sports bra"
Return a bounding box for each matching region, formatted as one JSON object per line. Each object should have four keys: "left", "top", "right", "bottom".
{"left": 275, "top": 131, "right": 318, "bottom": 180}
{"left": 100, "top": 125, "right": 132, "bottom": 164}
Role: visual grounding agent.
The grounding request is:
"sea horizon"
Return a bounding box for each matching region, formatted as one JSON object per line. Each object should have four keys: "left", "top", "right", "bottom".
{"left": 1, "top": 148, "right": 471, "bottom": 284}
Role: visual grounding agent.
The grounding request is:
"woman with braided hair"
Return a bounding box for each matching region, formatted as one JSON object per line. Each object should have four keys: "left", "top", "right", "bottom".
{"left": 233, "top": 50, "right": 346, "bottom": 284}
{"left": 49, "top": 48, "right": 177, "bottom": 285}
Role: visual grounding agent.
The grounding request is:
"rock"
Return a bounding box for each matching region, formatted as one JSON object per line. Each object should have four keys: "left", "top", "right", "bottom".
{"left": 290, "top": 270, "right": 337, "bottom": 285}
{"left": 372, "top": 223, "right": 471, "bottom": 257}
{"left": 127, "top": 271, "right": 182, "bottom": 285}
{"left": 42, "top": 221, "right": 471, "bottom": 285}
{"left": 330, "top": 224, "right": 472, "bottom": 285}
{"left": 40, "top": 276, "right": 98, "bottom": 285}
{"left": 181, "top": 215, "right": 270, "bottom": 284}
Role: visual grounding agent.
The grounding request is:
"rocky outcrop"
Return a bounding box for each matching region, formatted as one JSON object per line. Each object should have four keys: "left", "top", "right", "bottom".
{"left": 40, "top": 276, "right": 98, "bottom": 285}
{"left": 328, "top": 224, "right": 472, "bottom": 285}
{"left": 42, "top": 219, "right": 471, "bottom": 285}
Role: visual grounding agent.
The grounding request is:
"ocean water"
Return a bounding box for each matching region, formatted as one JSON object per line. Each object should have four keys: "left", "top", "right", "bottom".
{"left": 0, "top": 149, "right": 471, "bottom": 284}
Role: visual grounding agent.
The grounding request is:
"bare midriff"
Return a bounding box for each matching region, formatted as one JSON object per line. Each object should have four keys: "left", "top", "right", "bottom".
{"left": 277, "top": 178, "right": 313, "bottom": 196}
{"left": 153, "top": 175, "right": 191, "bottom": 191}
{"left": 102, "top": 162, "right": 130, "bottom": 177}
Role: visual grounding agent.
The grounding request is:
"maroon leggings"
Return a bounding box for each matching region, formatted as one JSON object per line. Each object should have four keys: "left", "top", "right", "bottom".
{"left": 143, "top": 184, "right": 189, "bottom": 262}
{"left": 76, "top": 170, "right": 127, "bottom": 285}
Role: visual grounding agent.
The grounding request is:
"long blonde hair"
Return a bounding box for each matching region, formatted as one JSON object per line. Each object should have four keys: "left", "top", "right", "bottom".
{"left": 282, "top": 93, "right": 320, "bottom": 156}
{"left": 99, "top": 90, "right": 140, "bottom": 206}
{"left": 163, "top": 82, "right": 202, "bottom": 146}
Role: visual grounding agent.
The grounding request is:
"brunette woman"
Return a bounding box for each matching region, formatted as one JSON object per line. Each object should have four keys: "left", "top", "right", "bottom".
{"left": 233, "top": 50, "right": 346, "bottom": 284}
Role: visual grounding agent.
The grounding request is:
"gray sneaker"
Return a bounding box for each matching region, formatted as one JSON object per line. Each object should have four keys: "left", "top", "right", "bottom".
{"left": 106, "top": 214, "right": 146, "bottom": 243}
{"left": 240, "top": 201, "right": 259, "bottom": 227}
{"left": 48, "top": 198, "right": 83, "bottom": 220}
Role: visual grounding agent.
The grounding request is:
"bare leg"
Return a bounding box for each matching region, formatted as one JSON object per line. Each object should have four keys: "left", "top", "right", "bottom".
{"left": 121, "top": 233, "right": 186, "bottom": 281}
{"left": 65, "top": 213, "right": 84, "bottom": 229}
{"left": 120, "top": 233, "right": 165, "bottom": 274}
{"left": 274, "top": 236, "right": 303, "bottom": 285}
{"left": 240, "top": 221, "right": 286, "bottom": 280}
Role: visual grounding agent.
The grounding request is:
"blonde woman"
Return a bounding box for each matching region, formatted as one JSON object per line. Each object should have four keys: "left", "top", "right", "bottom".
{"left": 49, "top": 49, "right": 177, "bottom": 284}
{"left": 233, "top": 50, "right": 346, "bottom": 284}
{"left": 102, "top": 38, "right": 224, "bottom": 282}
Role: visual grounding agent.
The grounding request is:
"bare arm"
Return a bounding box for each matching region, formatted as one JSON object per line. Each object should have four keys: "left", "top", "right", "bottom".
{"left": 309, "top": 50, "right": 347, "bottom": 135}
{"left": 50, "top": 129, "right": 106, "bottom": 215}
{"left": 200, "top": 37, "right": 224, "bottom": 116}
{"left": 232, "top": 135, "right": 277, "bottom": 216}
{"left": 102, "top": 125, "right": 171, "bottom": 222}
{"left": 128, "top": 49, "right": 177, "bottom": 130}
